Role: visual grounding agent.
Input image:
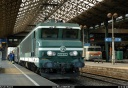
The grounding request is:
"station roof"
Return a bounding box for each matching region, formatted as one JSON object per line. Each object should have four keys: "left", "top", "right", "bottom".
{"left": 0, "top": 0, "right": 128, "bottom": 46}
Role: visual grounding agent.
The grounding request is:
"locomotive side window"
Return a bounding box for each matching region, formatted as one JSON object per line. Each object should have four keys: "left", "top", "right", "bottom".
{"left": 88, "top": 48, "right": 101, "bottom": 51}
{"left": 42, "top": 29, "right": 59, "bottom": 39}
{"left": 63, "top": 29, "right": 78, "bottom": 39}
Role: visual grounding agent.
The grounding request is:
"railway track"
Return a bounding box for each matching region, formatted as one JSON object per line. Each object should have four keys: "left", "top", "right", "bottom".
{"left": 51, "top": 72, "right": 128, "bottom": 86}
{"left": 16, "top": 62, "right": 128, "bottom": 86}
{"left": 80, "top": 72, "right": 128, "bottom": 86}
{"left": 51, "top": 79, "right": 85, "bottom": 87}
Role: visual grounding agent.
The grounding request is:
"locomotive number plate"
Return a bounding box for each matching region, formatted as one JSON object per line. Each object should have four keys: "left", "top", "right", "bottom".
{"left": 57, "top": 53, "right": 68, "bottom": 56}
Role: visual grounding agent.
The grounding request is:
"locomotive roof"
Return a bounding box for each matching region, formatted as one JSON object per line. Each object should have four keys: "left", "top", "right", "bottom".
{"left": 36, "top": 22, "right": 80, "bottom": 28}
{"left": 18, "top": 22, "right": 81, "bottom": 46}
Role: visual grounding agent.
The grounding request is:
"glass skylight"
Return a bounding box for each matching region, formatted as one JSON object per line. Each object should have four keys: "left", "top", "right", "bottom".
{"left": 14, "top": 0, "right": 103, "bottom": 33}
{"left": 48, "top": 0, "right": 103, "bottom": 22}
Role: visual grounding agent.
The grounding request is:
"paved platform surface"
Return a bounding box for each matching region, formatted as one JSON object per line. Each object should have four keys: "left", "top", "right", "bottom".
{"left": 80, "top": 60, "right": 128, "bottom": 81}
{"left": 0, "top": 60, "right": 58, "bottom": 86}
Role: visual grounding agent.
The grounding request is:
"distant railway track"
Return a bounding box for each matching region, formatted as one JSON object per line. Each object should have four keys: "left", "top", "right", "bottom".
{"left": 80, "top": 72, "right": 128, "bottom": 86}
{"left": 8, "top": 62, "right": 128, "bottom": 86}
{"left": 51, "top": 79, "right": 85, "bottom": 87}
{"left": 51, "top": 71, "right": 126, "bottom": 86}
{"left": 16, "top": 62, "right": 128, "bottom": 86}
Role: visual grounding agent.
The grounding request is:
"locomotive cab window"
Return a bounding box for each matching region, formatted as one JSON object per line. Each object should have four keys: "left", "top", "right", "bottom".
{"left": 42, "top": 28, "right": 59, "bottom": 39}
{"left": 63, "top": 29, "right": 78, "bottom": 39}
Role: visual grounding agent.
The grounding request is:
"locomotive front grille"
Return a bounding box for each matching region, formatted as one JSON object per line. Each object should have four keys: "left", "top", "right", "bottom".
{"left": 57, "top": 53, "right": 68, "bottom": 56}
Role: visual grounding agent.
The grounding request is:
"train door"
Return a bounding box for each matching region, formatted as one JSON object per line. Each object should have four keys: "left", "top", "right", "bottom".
{"left": 32, "top": 31, "right": 36, "bottom": 57}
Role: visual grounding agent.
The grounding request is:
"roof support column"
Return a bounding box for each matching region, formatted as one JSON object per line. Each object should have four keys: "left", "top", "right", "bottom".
{"left": 104, "top": 20, "right": 109, "bottom": 62}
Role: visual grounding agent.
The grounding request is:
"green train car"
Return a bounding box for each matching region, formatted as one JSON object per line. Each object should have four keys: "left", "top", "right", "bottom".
{"left": 15, "top": 20, "right": 85, "bottom": 79}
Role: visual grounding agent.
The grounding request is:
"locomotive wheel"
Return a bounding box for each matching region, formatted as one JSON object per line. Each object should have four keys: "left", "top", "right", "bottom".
{"left": 30, "top": 63, "right": 37, "bottom": 72}
{"left": 19, "top": 61, "right": 22, "bottom": 66}
{"left": 25, "top": 62, "right": 31, "bottom": 69}
{"left": 36, "top": 68, "right": 41, "bottom": 75}
{"left": 18, "top": 60, "right": 20, "bottom": 65}
{"left": 20, "top": 61, "right": 24, "bottom": 66}
{"left": 21, "top": 61, "right": 26, "bottom": 67}
{"left": 25, "top": 62, "right": 28, "bottom": 68}
{"left": 40, "top": 68, "right": 45, "bottom": 76}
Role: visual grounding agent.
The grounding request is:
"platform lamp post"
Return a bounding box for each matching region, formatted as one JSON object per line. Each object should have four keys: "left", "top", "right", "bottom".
{"left": 107, "top": 13, "right": 118, "bottom": 64}
{"left": 80, "top": 25, "right": 87, "bottom": 58}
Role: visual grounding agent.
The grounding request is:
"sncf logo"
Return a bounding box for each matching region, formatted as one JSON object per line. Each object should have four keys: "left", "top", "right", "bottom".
{"left": 60, "top": 46, "right": 66, "bottom": 52}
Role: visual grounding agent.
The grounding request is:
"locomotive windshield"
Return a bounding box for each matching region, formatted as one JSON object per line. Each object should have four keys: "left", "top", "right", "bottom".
{"left": 41, "top": 28, "right": 79, "bottom": 39}
{"left": 42, "top": 28, "right": 59, "bottom": 38}
{"left": 62, "top": 29, "right": 78, "bottom": 39}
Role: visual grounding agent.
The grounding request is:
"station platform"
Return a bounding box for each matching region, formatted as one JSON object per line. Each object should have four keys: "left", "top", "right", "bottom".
{"left": 0, "top": 60, "right": 58, "bottom": 86}
{"left": 80, "top": 60, "right": 128, "bottom": 81}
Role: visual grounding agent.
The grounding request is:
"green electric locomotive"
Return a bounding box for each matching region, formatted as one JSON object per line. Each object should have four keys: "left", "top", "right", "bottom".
{"left": 16, "top": 20, "right": 85, "bottom": 79}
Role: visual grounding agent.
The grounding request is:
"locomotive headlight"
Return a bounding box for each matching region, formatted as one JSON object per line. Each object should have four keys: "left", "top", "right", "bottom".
{"left": 69, "top": 52, "right": 73, "bottom": 56}
{"left": 52, "top": 52, "right": 56, "bottom": 56}
{"left": 73, "top": 51, "right": 78, "bottom": 56}
{"left": 70, "top": 51, "right": 78, "bottom": 56}
{"left": 47, "top": 51, "right": 53, "bottom": 56}
{"left": 47, "top": 51, "right": 56, "bottom": 56}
